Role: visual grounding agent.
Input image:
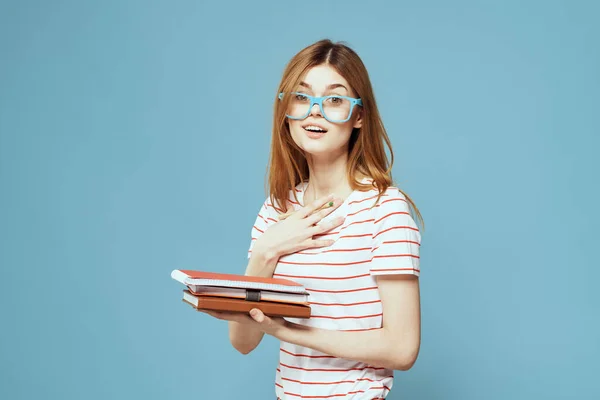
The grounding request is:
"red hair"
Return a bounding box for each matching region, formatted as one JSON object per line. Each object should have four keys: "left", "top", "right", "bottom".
{"left": 265, "top": 39, "right": 424, "bottom": 230}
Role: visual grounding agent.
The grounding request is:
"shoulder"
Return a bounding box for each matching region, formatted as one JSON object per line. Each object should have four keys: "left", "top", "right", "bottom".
{"left": 369, "top": 186, "right": 420, "bottom": 241}
{"left": 377, "top": 185, "right": 410, "bottom": 210}
{"left": 376, "top": 186, "right": 409, "bottom": 207}
{"left": 346, "top": 185, "right": 413, "bottom": 237}
{"left": 349, "top": 184, "right": 408, "bottom": 212}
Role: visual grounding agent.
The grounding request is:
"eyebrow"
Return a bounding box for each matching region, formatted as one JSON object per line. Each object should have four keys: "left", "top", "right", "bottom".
{"left": 299, "top": 82, "right": 348, "bottom": 92}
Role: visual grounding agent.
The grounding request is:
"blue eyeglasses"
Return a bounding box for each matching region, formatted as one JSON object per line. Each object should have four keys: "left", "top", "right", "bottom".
{"left": 278, "top": 92, "right": 363, "bottom": 123}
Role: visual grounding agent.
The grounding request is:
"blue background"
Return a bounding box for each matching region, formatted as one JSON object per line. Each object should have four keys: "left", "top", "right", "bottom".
{"left": 1, "top": 1, "right": 598, "bottom": 399}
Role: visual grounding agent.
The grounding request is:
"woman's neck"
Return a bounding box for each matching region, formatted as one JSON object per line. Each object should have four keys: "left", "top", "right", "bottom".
{"left": 304, "top": 154, "right": 354, "bottom": 203}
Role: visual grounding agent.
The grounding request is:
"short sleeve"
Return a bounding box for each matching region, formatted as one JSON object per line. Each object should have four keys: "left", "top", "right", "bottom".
{"left": 370, "top": 189, "right": 421, "bottom": 276}
{"left": 247, "top": 199, "right": 278, "bottom": 259}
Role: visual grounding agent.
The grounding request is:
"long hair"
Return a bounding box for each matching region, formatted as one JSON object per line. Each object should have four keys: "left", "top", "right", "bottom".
{"left": 265, "top": 39, "right": 424, "bottom": 230}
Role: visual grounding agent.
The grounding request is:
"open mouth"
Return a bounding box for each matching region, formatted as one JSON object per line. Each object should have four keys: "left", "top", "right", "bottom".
{"left": 303, "top": 125, "right": 328, "bottom": 134}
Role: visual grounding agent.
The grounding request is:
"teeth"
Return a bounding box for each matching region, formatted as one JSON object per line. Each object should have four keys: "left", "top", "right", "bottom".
{"left": 305, "top": 126, "right": 325, "bottom": 132}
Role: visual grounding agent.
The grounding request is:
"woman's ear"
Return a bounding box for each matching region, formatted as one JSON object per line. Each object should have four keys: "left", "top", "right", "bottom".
{"left": 353, "top": 108, "right": 363, "bottom": 129}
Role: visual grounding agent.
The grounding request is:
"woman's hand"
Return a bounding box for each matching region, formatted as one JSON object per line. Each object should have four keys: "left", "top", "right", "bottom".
{"left": 252, "top": 194, "right": 345, "bottom": 261}
{"left": 204, "top": 308, "right": 288, "bottom": 337}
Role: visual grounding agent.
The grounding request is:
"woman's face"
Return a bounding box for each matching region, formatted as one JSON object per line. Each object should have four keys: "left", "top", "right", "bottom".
{"left": 287, "top": 64, "right": 362, "bottom": 158}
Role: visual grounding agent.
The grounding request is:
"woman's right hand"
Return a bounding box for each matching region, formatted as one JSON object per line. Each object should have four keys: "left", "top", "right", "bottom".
{"left": 252, "top": 194, "right": 345, "bottom": 262}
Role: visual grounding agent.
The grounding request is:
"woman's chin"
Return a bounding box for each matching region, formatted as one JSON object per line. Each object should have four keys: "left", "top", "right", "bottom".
{"left": 292, "top": 131, "right": 348, "bottom": 157}
{"left": 298, "top": 141, "right": 332, "bottom": 154}
{"left": 300, "top": 143, "right": 347, "bottom": 160}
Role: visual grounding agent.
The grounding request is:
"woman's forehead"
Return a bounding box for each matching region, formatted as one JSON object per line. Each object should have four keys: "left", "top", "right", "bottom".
{"left": 298, "top": 65, "right": 350, "bottom": 92}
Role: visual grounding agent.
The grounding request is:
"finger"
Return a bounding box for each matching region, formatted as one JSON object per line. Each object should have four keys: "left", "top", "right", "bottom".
{"left": 277, "top": 206, "right": 298, "bottom": 221}
{"left": 250, "top": 308, "right": 268, "bottom": 324}
{"left": 296, "top": 238, "right": 336, "bottom": 252}
{"left": 296, "top": 194, "right": 335, "bottom": 219}
{"left": 310, "top": 215, "right": 345, "bottom": 235}
{"left": 305, "top": 198, "right": 343, "bottom": 225}
{"left": 277, "top": 210, "right": 294, "bottom": 221}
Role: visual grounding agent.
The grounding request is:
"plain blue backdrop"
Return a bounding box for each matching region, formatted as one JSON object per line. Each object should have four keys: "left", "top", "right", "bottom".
{"left": 1, "top": 1, "right": 598, "bottom": 399}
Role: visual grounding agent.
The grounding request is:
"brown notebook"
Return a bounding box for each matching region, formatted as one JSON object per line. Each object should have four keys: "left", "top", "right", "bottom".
{"left": 182, "top": 290, "right": 311, "bottom": 319}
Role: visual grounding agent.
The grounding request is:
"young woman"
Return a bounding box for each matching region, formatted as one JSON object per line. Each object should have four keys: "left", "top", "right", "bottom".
{"left": 203, "top": 39, "right": 424, "bottom": 399}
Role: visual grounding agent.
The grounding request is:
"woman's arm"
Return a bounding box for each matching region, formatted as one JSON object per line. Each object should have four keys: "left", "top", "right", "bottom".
{"left": 219, "top": 274, "right": 421, "bottom": 369}
{"left": 276, "top": 274, "right": 421, "bottom": 370}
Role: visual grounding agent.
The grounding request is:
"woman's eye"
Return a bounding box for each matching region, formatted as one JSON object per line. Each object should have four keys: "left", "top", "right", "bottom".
{"left": 327, "top": 96, "right": 342, "bottom": 103}
{"left": 295, "top": 94, "right": 308, "bottom": 101}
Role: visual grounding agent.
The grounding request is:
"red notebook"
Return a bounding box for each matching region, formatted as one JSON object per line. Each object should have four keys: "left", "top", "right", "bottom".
{"left": 181, "top": 290, "right": 311, "bottom": 318}
{"left": 171, "top": 269, "right": 311, "bottom": 318}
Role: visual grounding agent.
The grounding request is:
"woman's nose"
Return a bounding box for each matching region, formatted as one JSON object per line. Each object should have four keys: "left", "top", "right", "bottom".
{"left": 309, "top": 102, "right": 322, "bottom": 117}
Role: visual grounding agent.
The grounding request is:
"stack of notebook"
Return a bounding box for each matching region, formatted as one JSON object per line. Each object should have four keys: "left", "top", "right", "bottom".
{"left": 171, "top": 270, "right": 311, "bottom": 318}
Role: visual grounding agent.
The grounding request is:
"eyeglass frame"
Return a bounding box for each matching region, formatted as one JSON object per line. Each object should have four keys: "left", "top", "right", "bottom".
{"left": 278, "top": 92, "right": 363, "bottom": 123}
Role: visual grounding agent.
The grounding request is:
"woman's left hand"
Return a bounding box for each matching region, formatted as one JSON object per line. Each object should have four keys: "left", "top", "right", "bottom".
{"left": 202, "top": 308, "right": 287, "bottom": 337}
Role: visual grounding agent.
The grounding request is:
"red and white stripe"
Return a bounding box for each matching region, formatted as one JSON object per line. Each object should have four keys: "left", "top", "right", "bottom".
{"left": 248, "top": 178, "right": 421, "bottom": 399}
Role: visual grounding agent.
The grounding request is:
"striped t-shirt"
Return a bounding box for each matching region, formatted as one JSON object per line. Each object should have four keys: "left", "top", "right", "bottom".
{"left": 247, "top": 178, "right": 421, "bottom": 400}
